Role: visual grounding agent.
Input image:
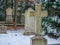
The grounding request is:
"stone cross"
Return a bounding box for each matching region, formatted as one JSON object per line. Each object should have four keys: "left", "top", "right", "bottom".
{"left": 31, "top": 4, "right": 48, "bottom": 45}
{"left": 24, "top": 4, "right": 48, "bottom": 35}
{"left": 35, "top": 4, "right": 48, "bottom": 35}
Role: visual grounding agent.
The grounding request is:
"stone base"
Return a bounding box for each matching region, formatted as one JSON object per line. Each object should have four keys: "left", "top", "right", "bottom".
{"left": 31, "top": 36, "right": 47, "bottom": 45}
{"left": 24, "top": 32, "right": 42, "bottom": 36}
{"left": 23, "top": 32, "right": 35, "bottom": 35}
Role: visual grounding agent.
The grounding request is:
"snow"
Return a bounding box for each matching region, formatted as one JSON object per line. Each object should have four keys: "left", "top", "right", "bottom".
{"left": 0, "top": 29, "right": 34, "bottom": 45}
{"left": 51, "top": 16, "right": 57, "bottom": 21}
{"left": 58, "top": 19, "right": 60, "bottom": 23}
{"left": 0, "top": 34, "right": 33, "bottom": 45}
{"left": 44, "top": 35, "right": 60, "bottom": 44}
{"left": 0, "top": 29, "right": 60, "bottom": 45}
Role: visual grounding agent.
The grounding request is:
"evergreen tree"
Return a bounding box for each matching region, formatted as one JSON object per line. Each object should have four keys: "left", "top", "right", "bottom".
{"left": 17, "top": 1, "right": 23, "bottom": 24}
{"left": 42, "top": 0, "right": 60, "bottom": 39}
{"left": 0, "top": 0, "right": 6, "bottom": 21}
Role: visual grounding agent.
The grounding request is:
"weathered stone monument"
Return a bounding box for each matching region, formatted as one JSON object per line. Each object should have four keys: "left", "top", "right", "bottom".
{"left": 6, "top": 7, "right": 13, "bottom": 23}
{"left": 35, "top": 4, "right": 48, "bottom": 35}
{"left": 24, "top": 8, "right": 36, "bottom": 35}
{"left": 0, "top": 22, "right": 7, "bottom": 34}
{"left": 24, "top": 4, "right": 48, "bottom": 45}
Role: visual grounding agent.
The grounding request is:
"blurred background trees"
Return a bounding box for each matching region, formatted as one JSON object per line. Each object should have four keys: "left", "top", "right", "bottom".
{"left": 42, "top": 0, "right": 60, "bottom": 39}
{"left": 0, "top": 0, "right": 60, "bottom": 38}
{"left": 0, "top": 0, "right": 6, "bottom": 21}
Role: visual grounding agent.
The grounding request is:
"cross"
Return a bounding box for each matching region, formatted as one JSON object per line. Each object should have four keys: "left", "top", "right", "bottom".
{"left": 24, "top": 4, "right": 48, "bottom": 36}
{"left": 35, "top": 4, "right": 48, "bottom": 35}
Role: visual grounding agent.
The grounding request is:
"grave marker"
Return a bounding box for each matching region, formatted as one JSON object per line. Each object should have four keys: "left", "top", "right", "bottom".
{"left": 24, "top": 4, "right": 48, "bottom": 45}
{"left": 6, "top": 7, "right": 13, "bottom": 23}
{"left": 24, "top": 4, "right": 48, "bottom": 35}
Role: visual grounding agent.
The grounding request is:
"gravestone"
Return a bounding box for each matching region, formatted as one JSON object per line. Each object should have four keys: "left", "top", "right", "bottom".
{"left": 24, "top": 4, "right": 48, "bottom": 35}
{"left": 0, "top": 22, "right": 7, "bottom": 34}
{"left": 24, "top": 4, "right": 48, "bottom": 45}
{"left": 6, "top": 7, "right": 13, "bottom": 23}
{"left": 24, "top": 8, "right": 36, "bottom": 35}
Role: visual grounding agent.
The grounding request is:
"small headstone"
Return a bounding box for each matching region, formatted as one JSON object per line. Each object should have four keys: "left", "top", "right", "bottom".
{"left": 6, "top": 7, "right": 13, "bottom": 23}
{"left": 0, "top": 26, "right": 7, "bottom": 34}
{"left": 6, "top": 7, "right": 13, "bottom": 15}
{"left": 0, "top": 25, "right": 7, "bottom": 34}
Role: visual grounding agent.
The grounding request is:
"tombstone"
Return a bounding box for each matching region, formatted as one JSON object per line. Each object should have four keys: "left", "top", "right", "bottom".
{"left": 24, "top": 8, "right": 36, "bottom": 35}
{"left": 24, "top": 4, "right": 48, "bottom": 45}
{"left": 0, "top": 22, "right": 7, "bottom": 34}
{"left": 6, "top": 7, "right": 13, "bottom": 23}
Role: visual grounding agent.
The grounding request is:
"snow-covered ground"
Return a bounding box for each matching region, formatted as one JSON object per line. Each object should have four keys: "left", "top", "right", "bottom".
{"left": 0, "top": 29, "right": 60, "bottom": 45}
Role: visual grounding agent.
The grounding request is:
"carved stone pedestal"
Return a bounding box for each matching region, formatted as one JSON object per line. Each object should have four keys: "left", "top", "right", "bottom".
{"left": 31, "top": 36, "right": 47, "bottom": 45}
